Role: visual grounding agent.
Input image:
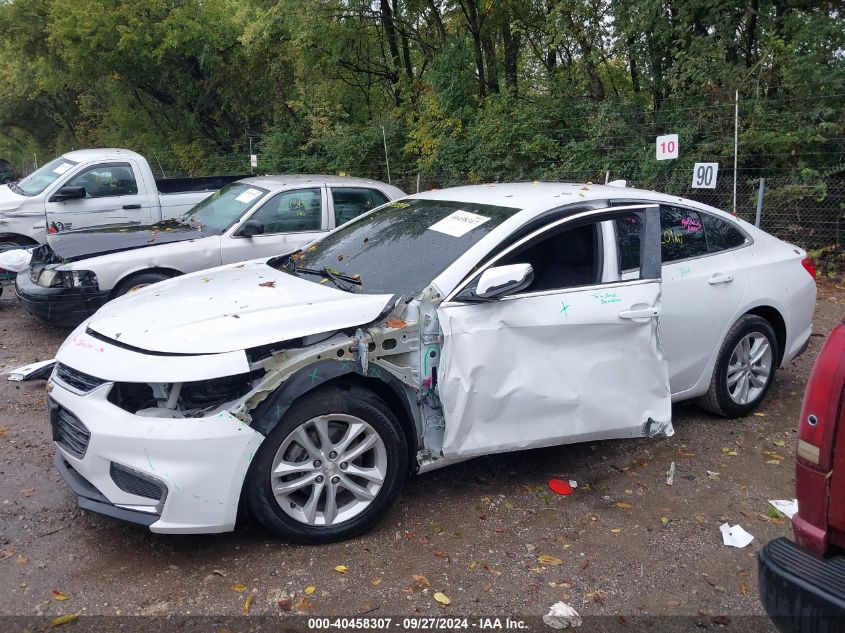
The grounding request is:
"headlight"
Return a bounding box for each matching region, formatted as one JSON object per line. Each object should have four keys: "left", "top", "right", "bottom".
{"left": 37, "top": 268, "right": 98, "bottom": 289}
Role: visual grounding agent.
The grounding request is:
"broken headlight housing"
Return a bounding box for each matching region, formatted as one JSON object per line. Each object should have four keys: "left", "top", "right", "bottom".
{"left": 37, "top": 268, "right": 99, "bottom": 289}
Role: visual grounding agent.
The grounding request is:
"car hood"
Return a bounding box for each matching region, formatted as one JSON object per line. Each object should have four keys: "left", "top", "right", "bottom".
{"left": 0, "top": 185, "right": 26, "bottom": 214}
{"left": 46, "top": 222, "right": 213, "bottom": 262}
{"left": 86, "top": 259, "right": 396, "bottom": 354}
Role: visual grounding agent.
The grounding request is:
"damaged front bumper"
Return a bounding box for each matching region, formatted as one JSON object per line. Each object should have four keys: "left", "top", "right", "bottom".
{"left": 49, "top": 378, "right": 264, "bottom": 534}
{"left": 15, "top": 270, "right": 109, "bottom": 326}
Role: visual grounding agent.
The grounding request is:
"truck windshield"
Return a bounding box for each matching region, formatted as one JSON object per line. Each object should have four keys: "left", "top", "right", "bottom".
{"left": 15, "top": 157, "right": 79, "bottom": 196}
{"left": 271, "top": 198, "right": 521, "bottom": 295}
{"left": 180, "top": 182, "right": 269, "bottom": 234}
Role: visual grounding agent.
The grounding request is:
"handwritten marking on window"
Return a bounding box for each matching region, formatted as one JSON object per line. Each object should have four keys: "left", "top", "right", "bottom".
{"left": 662, "top": 229, "right": 683, "bottom": 245}
{"left": 560, "top": 303, "right": 570, "bottom": 316}
{"left": 679, "top": 266, "right": 692, "bottom": 277}
{"left": 681, "top": 217, "right": 702, "bottom": 232}
{"left": 591, "top": 292, "right": 621, "bottom": 304}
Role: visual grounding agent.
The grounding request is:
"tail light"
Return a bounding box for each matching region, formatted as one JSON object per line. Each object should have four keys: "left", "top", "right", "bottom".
{"left": 797, "top": 322, "right": 845, "bottom": 472}
{"left": 801, "top": 257, "right": 816, "bottom": 280}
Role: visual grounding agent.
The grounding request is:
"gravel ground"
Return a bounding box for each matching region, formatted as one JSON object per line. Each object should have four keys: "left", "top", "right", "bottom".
{"left": 0, "top": 282, "right": 842, "bottom": 628}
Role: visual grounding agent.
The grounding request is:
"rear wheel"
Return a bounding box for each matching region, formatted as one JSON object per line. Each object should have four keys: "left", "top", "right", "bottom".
{"left": 246, "top": 384, "right": 408, "bottom": 543}
{"left": 697, "top": 314, "right": 778, "bottom": 418}
{"left": 113, "top": 271, "right": 171, "bottom": 297}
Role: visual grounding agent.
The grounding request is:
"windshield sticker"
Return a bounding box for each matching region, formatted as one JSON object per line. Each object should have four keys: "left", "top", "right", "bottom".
{"left": 52, "top": 163, "right": 74, "bottom": 175}
{"left": 235, "top": 188, "right": 262, "bottom": 203}
{"left": 428, "top": 210, "right": 491, "bottom": 237}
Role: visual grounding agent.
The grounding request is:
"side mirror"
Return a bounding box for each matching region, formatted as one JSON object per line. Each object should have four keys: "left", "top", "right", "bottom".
{"left": 49, "top": 186, "right": 86, "bottom": 202}
{"left": 463, "top": 263, "right": 534, "bottom": 300}
{"left": 237, "top": 219, "right": 265, "bottom": 237}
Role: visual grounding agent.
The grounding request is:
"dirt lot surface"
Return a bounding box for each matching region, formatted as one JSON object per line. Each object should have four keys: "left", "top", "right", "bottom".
{"left": 0, "top": 283, "right": 843, "bottom": 629}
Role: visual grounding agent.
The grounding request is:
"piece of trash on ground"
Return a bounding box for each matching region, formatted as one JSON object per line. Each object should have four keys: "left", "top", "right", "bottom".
{"left": 543, "top": 602, "right": 582, "bottom": 629}
{"left": 548, "top": 479, "right": 573, "bottom": 495}
{"left": 768, "top": 499, "right": 798, "bottom": 519}
{"left": 720, "top": 522, "right": 754, "bottom": 548}
{"left": 7, "top": 359, "right": 56, "bottom": 382}
{"left": 666, "top": 461, "right": 675, "bottom": 486}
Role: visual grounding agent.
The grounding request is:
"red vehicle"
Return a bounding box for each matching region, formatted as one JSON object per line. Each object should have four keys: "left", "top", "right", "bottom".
{"left": 759, "top": 314, "right": 845, "bottom": 630}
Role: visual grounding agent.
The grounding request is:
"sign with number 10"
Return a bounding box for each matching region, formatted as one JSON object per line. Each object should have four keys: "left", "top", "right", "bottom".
{"left": 656, "top": 134, "right": 679, "bottom": 160}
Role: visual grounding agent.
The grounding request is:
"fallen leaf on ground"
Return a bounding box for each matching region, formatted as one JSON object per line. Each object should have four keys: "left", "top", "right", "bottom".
{"left": 773, "top": 439, "right": 786, "bottom": 447}
{"left": 660, "top": 516, "right": 671, "bottom": 525}
{"left": 304, "top": 586, "right": 316, "bottom": 595}
{"left": 371, "top": 578, "right": 382, "bottom": 586}
{"left": 0, "top": 549, "right": 13, "bottom": 561}
{"left": 231, "top": 583, "right": 247, "bottom": 593}
{"left": 412, "top": 574, "right": 431, "bottom": 588}
{"left": 467, "top": 562, "right": 478, "bottom": 570}
{"left": 19, "top": 488, "right": 34, "bottom": 497}
{"left": 294, "top": 597, "right": 314, "bottom": 611}
{"left": 538, "top": 555, "right": 563, "bottom": 565}
{"left": 49, "top": 613, "right": 80, "bottom": 628}
{"left": 278, "top": 598, "right": 293, "bottom": 611}
{"left": 584, "top": 591, "right": 605, "bottom": 604}
{"left": 721, "top": 448, "right": 738, "bottom": 456}
{"left": 754, "top": 412, "right": 766, "bottom": 417}
{"left": 611, "top": 528, "right": 622, "bottom": 534}
{"left": 433, "top": 551, "right": 449, "bottom": 559}
{"left": 51, "top": 590, "right": 70, "bottom": 601}
{"left": 334, "top": 565, "right": 348, "bottom": 573}
{"left": 765, "top": 459, "right": 781, "bottom": 465}
{"left": 433, "top": 592, "right": 451, "bottom": 605}
{"left": 242, "top": 595, "right": 252, "bottom": 614}
{"left": 615, "top": 502, "right": 633, "bottom": 509}
{"left": 739, "top": 581, "right": 748, "bottom": 595}
{"left": 707, "top": 470, "right": 720, "bottom": 481}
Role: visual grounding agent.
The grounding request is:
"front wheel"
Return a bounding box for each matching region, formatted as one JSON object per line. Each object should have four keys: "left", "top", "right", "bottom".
{"left": 113, "top": 271, "right": 171, "bottom": 297}
{"left": 697, "top": 314, "right": 778, "bottom": 418}
{"left": 245, "top": 384, "right": 408, "bottom": 543}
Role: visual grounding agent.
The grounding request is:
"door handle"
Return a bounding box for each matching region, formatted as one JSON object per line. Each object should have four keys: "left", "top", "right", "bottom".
{"left": 708, "top": 273, "right": 734, "bottom": 285}
{"left": 122, "top": 204, "right": 141, "bottom": 209}
{"left": 618, "top": 307, "right": 660, "bottom": 320}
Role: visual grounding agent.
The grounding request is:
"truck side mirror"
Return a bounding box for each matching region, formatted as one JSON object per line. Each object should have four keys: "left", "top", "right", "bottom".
{"left": 49, "top": 186, "right": 86, "bottom": 202}
{"left": 237, "top": 219, "right": 265, "bottom": 237}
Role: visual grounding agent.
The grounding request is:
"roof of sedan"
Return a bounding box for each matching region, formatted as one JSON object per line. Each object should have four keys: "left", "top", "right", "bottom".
{"left": 408, "top": 182, "right": 724, "bottom": 215}
{"left": 238, "top": 174, "right": 396, "bottom": 190}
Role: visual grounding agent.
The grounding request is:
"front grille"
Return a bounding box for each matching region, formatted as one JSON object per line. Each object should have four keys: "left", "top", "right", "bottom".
{"left": 109, "top": 463, "right": 166, "bottom": 502}
{"left": 52, "top": 406, "right": 90, "bottom": 458}
{"left": 54, "top": 363, "right": 107, "bottom": 394}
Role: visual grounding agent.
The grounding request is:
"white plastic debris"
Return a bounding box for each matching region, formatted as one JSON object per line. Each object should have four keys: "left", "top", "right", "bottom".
{"left": 7, "top": 359, "right": 56, "bottom": 382}
{"left": 0, "top": 247, "right": 33, "bottom": 273}
{"left": 769, "top": 499, "right": 799, "bottom": 519}
{"left": 569, "top": 480, "right": 578, "bottom": 489}
{"left": 666, "top": 461, "right": 675, "bottom": 486}
{"left": 720, "top": 522, "right": 754, "bottom": 548}
{"left": 543, "top": 602, "right": 582, "bottom": 629}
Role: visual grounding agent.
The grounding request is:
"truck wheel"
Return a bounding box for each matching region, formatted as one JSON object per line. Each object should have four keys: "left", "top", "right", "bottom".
{"left": 113, "top": 271, "right": 172, "bottom": 297}
{"left": 697, "top": 314, "right": 778, "bottom": 418}
{"left": 245, "top": 384, "right": 408, "bottom": 543}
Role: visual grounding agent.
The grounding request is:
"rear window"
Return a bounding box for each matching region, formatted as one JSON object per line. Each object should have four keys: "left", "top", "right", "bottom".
{"left": 702, "top": 213, "right": 747, "bottom": 252}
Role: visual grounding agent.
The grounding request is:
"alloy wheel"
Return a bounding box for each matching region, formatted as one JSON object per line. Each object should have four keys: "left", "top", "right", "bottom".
{"left": 726, "top": 333, "right": 773, "bottom": 405}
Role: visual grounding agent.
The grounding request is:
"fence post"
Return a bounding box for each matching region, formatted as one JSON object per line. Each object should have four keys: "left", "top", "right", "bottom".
{"left": 382, "top": 126, "right": 391, "bottom": 184}
{"left": 754, "top": 178, "right": 765, "bottom": 228}
{"left": 416, "top": 173, "right": 420, "bottom": 193}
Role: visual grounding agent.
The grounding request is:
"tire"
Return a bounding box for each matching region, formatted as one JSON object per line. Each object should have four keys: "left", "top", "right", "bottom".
{"left": 245, "top": 384, "right": 408, "bottom": 543}
{"left": 113, "top": 271, "right": 172, "bottom": 297}
{"left": 697, "top": 314, "right": 779, "bottom": 418}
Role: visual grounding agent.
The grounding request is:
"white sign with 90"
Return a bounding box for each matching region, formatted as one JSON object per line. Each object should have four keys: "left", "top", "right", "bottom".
{"left": 691, "top": 162, "right": 719, "bottom": 189}
{"left": 655, "top": 134, "right": 679, "bottom": 160}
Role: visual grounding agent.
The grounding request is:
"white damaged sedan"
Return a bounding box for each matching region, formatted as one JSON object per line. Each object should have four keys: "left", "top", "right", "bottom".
{"left": 47, "top": 183, "right": 816, "bottom": 542}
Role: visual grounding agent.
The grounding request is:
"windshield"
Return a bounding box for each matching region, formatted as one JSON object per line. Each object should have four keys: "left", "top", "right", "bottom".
{"left": 180, "top": 182, "right": 269, "bottom": 234}
{"left": 14, "top": 157, "right": 79, "bottom": 196}
{"left": 271, "top": 198, "right": 521, "bottom": 295}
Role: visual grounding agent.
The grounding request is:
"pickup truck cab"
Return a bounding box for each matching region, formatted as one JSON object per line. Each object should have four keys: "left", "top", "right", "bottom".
{"left": 0, "top": 148, "right": 242, "bottom": 246}
{"left": 759, "top": 315, "right": 845, "bottom": 630}
{"left": 16, "top": 175, "right": 404, "bottom": 324}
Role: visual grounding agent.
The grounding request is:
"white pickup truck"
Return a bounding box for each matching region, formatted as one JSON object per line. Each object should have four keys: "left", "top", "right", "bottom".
{"left": 0, "top": 148, "right": 242, "bottom": 246}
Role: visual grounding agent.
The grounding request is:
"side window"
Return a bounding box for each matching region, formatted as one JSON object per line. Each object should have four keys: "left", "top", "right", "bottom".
{"left": 331, "top": 187, "right": 388, "bottom": 226}
{"left": 702, "top": 213, "right": 746, "bottom": 252}
{"left": 614, "top": 215, "right": 642, "bottom": 272}
{"left": 250, "top": 188, "right": 322, "bottom": 233}
{"left": 660, "top": 206, "right": 708, "bottom": 263}
{"left": 497, "top": 222, "right": 601, "bottom": 294}
{"left": 66, "top": 163, "right": 138, "bottom": 198}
